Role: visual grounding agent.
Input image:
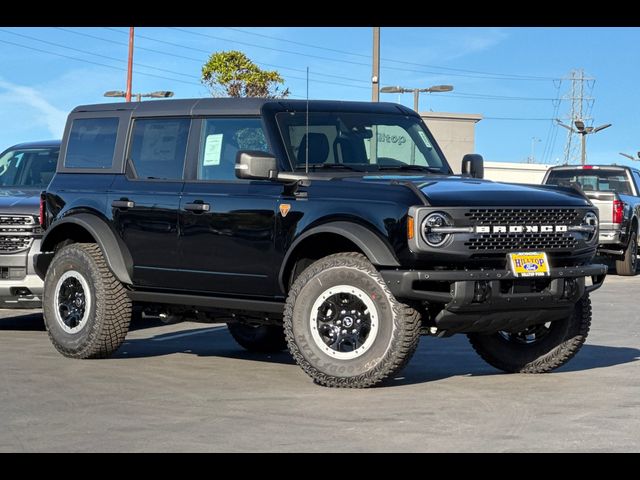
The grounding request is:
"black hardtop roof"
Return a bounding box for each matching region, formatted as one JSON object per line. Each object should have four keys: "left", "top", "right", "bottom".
{"left": 71, "top": 98, "right": 418, "bottom": 117}
{"left": 5, "top": 139, "right": 61, "bottom": 150}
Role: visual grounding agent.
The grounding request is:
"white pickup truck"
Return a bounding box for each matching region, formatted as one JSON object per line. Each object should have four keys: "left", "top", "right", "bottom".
{"left": 543, "top": 165, "right": 640, "bottom": 275}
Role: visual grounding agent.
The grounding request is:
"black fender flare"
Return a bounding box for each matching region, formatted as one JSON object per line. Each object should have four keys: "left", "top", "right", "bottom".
{"left": 37, "top": 213, "right": 133, "bottom": 285}
{"left": 278, "top": 221, "right": 400, "bottom": 291}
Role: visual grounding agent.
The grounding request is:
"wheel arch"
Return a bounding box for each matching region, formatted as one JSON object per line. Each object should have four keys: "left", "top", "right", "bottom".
{"left": 278, "top": 221, "right": 400, "bottom": 293}
{"left": 36, "top": 213, "right": 133, "bottom": 285}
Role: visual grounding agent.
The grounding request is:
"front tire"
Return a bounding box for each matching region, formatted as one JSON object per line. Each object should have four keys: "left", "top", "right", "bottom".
{"left": 616, "top": 227, "right": 638, "bottom": 276}
{"left": 284, "top": 252, "right": 421, "bottom": 388}
{"left": 468, "top": 294, "right": 591, "bottom": 373}
{"left": 227, "top": 322, "right": 287, "bottom": 353}
{"left": 43, "top": 243, "right": 132, "bottom": 359}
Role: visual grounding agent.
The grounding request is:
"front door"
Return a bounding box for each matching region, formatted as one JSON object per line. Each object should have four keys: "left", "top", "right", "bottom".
{"left": 109, "top": 117, "right": 191, "bottom": 289}
{"left": 177, "top": 117, "right": 281, "bottom": 297}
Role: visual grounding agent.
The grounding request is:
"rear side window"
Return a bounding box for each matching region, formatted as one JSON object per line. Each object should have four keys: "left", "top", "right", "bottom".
{"left": 65, "top": 117, "right": 119, "bottom": 169}
{"left": 129, "top": 118, "right": 190, "bottom": 180}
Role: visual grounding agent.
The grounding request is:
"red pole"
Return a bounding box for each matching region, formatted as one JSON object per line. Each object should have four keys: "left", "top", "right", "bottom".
{"left": 126, "top": 27, "right": 134, "bottom": 102}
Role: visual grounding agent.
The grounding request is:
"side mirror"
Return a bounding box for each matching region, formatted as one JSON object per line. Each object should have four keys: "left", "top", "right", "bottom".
{"left": 461, "top": 154, "right": 484, "bottom": 179}
{"left": 235, "top": 150, "right": 278, "bottom": 180}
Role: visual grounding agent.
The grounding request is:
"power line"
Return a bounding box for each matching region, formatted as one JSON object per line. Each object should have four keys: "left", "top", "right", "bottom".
{"left": 169, "top": 27, "right": 556, "bottom": 82}
{"left": 0, "top": 28, "right": 200, "bottom": 81}
{"left": 103, "top": 27, "right": 370, "bottom": 87}
{"left": 0, "top": 37, "right": 203, "bottom": 87}
{"left": 225, "top": 26, "right": 559, "bottom": 81}
{"left": 482, "top": 117, "right": 555, "bottom": 121}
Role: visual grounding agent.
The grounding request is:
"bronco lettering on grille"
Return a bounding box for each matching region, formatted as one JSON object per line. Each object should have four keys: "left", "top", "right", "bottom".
{"left": 475, "top": 225, "right": 569, "bottom": 233}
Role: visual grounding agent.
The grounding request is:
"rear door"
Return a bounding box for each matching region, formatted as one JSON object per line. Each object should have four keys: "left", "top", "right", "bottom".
{"left": 108, "top": 117, "right": 191, "bottom": 289}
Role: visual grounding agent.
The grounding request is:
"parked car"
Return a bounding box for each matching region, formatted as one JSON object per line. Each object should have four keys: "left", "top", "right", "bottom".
{"left": 0, "top": 140, "right": 60, "bottom": 308}
{"left": 543, "top": 165, "right": 640, "bottom": 275}
{"left": 35, "top": 99, "right": 606, "bottom": 387}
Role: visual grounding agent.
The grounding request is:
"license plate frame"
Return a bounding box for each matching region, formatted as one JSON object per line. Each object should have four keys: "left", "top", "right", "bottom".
{"left": 507, "top": 252, "right": 550, "bottom": 277}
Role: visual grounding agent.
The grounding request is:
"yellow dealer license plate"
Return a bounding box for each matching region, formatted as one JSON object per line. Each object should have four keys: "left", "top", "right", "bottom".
{"left": 508, "top": 252, "right": 550, "bottom": 277}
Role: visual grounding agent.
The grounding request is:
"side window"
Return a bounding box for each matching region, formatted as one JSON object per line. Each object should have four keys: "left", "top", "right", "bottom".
{"left": 197, "top": 118, "right": 269, "bottom": 181}
{"left": 65, "top": 117, "right": 119, "bottom": 169}
{"left": 129, "top": 118, "right": 190, "bottom": 180}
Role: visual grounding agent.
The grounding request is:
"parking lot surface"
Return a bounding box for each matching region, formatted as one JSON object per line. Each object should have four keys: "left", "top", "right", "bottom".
{"left": 0, "top": 275, "right": 638, "bottom": 452}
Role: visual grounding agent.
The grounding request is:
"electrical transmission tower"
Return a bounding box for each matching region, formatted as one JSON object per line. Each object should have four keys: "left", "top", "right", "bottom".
{"left": 560, "top": 69, "right": 595, "bottom": 164}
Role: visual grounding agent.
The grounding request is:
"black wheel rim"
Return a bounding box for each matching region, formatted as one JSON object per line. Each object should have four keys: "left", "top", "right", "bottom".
{"left": 498, "top": 322, "right": 551, "bottom": 345}
{"left": 57, "top": 274, "right": 88, "bottom": 332}
{"left": 314, "top": 291, "right": 372, "bottom": 355}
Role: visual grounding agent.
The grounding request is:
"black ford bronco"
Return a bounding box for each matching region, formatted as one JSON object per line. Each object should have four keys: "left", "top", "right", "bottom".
{"left": 35, "top": 98, "right": 607, "bottom": 388}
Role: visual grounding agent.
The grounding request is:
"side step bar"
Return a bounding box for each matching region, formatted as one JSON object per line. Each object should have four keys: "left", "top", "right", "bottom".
{"left": 128, "top": 291, "right": 284, "bottom": 313}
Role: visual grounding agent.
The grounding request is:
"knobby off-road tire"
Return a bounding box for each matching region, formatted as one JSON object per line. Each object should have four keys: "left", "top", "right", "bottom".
{"left": 468, "top": 294, "right": 592, "bottom": 373}
{"left": 284, "top": 252, "right": 421, "bottom": 388}
{"left": 227, "top": 322, "right": 287, "bottom": 353}
{"left": 43, "top": 243, "right": 132, "bottom": 359}
{"left": 616, "top": 227, "right": 638, "bottom": 276}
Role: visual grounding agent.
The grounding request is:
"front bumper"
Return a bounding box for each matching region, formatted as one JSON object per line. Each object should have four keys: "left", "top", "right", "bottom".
{"left": 381, "top": 264, "right": 607, "bottom": 335}
{"left": 0, "top": 273, "right": 43, "bottom": 308}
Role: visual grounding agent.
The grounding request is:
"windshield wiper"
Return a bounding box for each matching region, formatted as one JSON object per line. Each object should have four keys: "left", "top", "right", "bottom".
{"left": 376, "top": 165, "right": 444, "bottom": 173}
{"left": 295, "top": 164, "right": 365, "bottom": 172}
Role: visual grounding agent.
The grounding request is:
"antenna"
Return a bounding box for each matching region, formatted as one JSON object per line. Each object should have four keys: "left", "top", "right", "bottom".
{"left": 305, "top": 66, "right": 309, "bottom": 174}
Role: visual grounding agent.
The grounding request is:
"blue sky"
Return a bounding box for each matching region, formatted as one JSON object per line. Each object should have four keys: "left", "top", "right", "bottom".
{"left": 1, "top": 27, "right": 639, "bottom": 166}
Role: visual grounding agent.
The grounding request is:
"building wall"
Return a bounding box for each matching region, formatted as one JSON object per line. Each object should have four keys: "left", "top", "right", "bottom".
{"left": 421, "top": 112, "right": 483, "bottom": 173}
{"left": 484, "top": 161, "right": 550, "bottom": 184}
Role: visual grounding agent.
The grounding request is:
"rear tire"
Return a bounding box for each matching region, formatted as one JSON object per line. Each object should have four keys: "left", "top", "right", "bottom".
{"left": 284, "top": 252, "right": 421, "bottom": 388}
{"left": 468, "top": 294, "right": 591, "bottom": 373}
{"left": 616, "top": 227, "right": 638, "bottom": 276}
{"left": 227, "top": 322, "right": 287, "bottom": 353}
{"left": 43, "top": 243, "right": 132, "bottom": 359}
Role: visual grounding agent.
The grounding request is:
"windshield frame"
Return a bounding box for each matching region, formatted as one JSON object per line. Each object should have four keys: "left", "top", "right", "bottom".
{"left": 273, "top": 110, "right": 452, "bottom": 175}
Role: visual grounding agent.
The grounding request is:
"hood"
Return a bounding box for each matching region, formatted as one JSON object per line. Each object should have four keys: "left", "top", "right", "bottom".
{"left": 0, "top": 189, "right": 41, "bottom": 215}
{"left": 347, "top": 175, "right": 591, "bottom": 207}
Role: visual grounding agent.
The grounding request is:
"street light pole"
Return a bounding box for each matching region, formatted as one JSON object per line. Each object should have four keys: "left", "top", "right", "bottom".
{"left": 555, "top": 119, "right": 612, "bottom": 165}
{"left": 104, "top": 90, "right": 174, "bottom": 102}
{"left": 381, "top": 84, "right": 454, "bottom": 112}
{"left": 126, "top": 27, "right": 135, "bottom": 103}
{"left": 372, "top": 27, "right": 380, "bottom": 102}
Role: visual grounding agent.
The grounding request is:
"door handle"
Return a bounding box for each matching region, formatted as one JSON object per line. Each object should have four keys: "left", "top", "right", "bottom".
{"left": 184, "top": 202, "right": 210, "bottom": 212}
{"left": 112, "top": 199, "right": 135, "bottom": 209}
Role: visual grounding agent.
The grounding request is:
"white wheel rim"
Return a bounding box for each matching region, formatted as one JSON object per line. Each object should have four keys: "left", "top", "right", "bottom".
{"left": 309, "top": 284, "right": 379, "bottom": 360}
{"left": 54, "top": 270, "right": 92, "bottom": 334}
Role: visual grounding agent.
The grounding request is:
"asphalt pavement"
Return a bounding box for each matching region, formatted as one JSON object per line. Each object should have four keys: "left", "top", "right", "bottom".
{"left": 0, "top": 275, "right": 638, "bottom": 452}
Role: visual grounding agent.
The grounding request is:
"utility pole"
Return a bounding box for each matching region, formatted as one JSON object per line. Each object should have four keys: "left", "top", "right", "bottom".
{"left": 126, "top": 27, "right": 135, "bottom": 102}
{"left": 528, "top": 137, "right": 541, "bottom": 163}
{"left": 560, "top": 69, "right": 595, "bottom": 164}
{"left": 371, "top": 27, "right": 380, "bottom": 102}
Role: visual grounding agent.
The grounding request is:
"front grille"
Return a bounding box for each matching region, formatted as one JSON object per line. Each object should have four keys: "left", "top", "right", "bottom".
{"left": 464, "top": 208, "right": 582, "bottom": 252}
{"left": 0, "top": 215, "right": 39, "bottom": 254}
{"left": 465, "top": 232, "right": 578, "bottom": 251}
{"left": 0, "top": 237, "right": 33, "bottom": 253}
{"left": 0, "top": 215, "right": 35, "bottom": 226}
{"left": 465, "top": 208, "right": 581, "bottom": 225}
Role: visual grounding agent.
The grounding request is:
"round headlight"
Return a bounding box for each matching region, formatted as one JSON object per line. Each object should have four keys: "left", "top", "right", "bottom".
{"left": 422, "top": 212, "right": 450, "bottom": 247}
{"left": 583, "top": 211, "right": 598, "bottom": 242}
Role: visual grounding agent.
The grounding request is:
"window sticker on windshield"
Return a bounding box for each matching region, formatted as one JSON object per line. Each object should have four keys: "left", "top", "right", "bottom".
{"left": 203, "top": 134, "right": 223, "bottom": 166}
{"left": 418, "top": 130, "right": 432, "bottom": 148}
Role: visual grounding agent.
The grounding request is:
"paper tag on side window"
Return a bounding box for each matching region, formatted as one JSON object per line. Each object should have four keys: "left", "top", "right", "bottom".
{"left": 203, "top": 134, "right": 223, "bottom": 166}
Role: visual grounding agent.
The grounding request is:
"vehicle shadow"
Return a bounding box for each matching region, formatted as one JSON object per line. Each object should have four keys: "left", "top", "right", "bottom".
{"left": 116, "top": 327, "right": 640, "bottom": 384}
{"left": 118, "top": 325, "right": 296, "bottom": 365}
{"left": 0, "top": 311, "right": 45, "bottom": 331}
{"left": 0, "top": 310, "right": 163, "bottom": 332}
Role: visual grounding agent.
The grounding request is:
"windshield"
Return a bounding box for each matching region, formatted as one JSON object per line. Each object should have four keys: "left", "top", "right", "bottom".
{"left": 275, "top": 112, "right": 449, "bottom": 173}
{"left": 0, "top": 146, "right": 59, "bottom": 188}
{"left": 546, "top": 169, "right": 633, "bottom": 195}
